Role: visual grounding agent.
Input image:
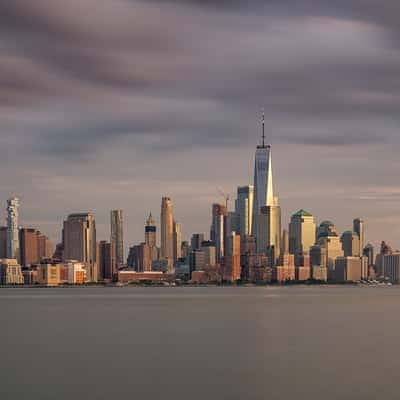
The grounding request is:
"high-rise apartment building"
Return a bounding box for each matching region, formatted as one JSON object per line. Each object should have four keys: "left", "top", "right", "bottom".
{"left": 6, "top": 197, "right": 20, "bottom": 260}
{"left": 353, "top": 218, "right": 365, "bottom": 258}
{"left": 236, "top": 185, "right": 253, "bottom": 238}
{"left": 145, "top": 213, "right": 159, "bottom": 263}
{"left": 210, "top": 203, "right": 227, "bottom": 262}
{"left": 341, "top": 230, "right": 360, "bottom": 257}
{"left": 289, "top": 209, "right": 316, "bottom": 255}
{"left": 161, "top": 197, "right": 174, "bottom": 270}
{"left": 63, "top": 213, "right": 97, "bottom": 282}
{"left": 19, "top": 228, "right": 40, "bottom": 267}
{"left": 110, "top": 210, "right": 124, "bottom": 269}
{"left": 173, "top": 221, "right": 182, "bottom": 262}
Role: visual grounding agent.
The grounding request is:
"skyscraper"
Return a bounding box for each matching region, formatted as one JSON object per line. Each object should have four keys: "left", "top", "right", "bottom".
{"left": 6, "top": 197, "right": 20, "bottom": 260}
{"left": 145, "top": 212, "right": 159, "bottom": 263}
{"left": 110, "top": 210, "right": 124, "bottom": 269}
{"left": 236, "top": 185, "right": 254, "bottom": 239}
{"left": 0, "top": 226, "right": 7, "bottom": 258}
{"left": 363, "top": 243, "right": 374, "bottom": 266}
{"left": 223, "top": 231, "right": 241, "bottom": 282}
{"left": 97, "top": 240, "right": 115, "bottom": 280}
{"left": 252, "top": 113, "right": 280, "bottom": 253}
{"left": 341, "top": 230, "right": 360, "bottom": 257}
{"left": 19, "top": 228, "right": 40, "bottom": 267}
{"left": 173, "top": 221, "right": 182, "bottom": 262}
{"left": 161, "top": 197, "right": 174, "bottom": 270}
{"left": 257, "top": 204, "right": 281, "bottom": 260}
{"left": 210, "top": 203, "right": 227, "bottom": 262}
{"left": 353, "top": 218, "right": 365, "bottom": 257}
{"left": 63, "top": 213, "right": 97, "bottom": 282}
{"left": 289, "top": 209, "right": 316, "bottom": 255}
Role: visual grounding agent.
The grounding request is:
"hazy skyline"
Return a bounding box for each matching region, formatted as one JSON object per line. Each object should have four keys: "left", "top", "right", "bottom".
{"left": 1, "top": 0, "right": 400, "bottom": 250}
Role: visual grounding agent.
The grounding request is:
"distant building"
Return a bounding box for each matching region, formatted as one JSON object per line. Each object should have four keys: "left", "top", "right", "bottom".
{"left": 210, "top": 203, "right": 227, "bottom": 262}
{"left": 223, "top": 231, "right": 241, "bottom": 282}
{"left": 173, "top": 221, "right": 182, "bottom": 262}
{"left": 334, "top": 257, "right": 363, "bottom": 282}
{"left": 181, "top": 241, "right": 190, "bottom": 260}
{"left": 110, "top": 210, "right": 124, "bottom": 269}
{"left": 37, "top": 263, "right": 61, "bottom": 286}
{"left": 190, "top": 234, "right": 204, "bottom": 251}
{"left": 309, "top": 245, "right": 327, "bottom": 281}
{"left": 161, "top": 197, "right": 174, "bottom": 270}
{"left": 65, "top": 260, "right": 87, "bottom": 284}
{"left": 201, "top": 242, "right": 216, "bottom": 266}
{"left": 258, "top": 205, "right": 281, "bottom": 261}
{"left": 190, "top": 249, "right": 206, "bottom": 272}
{"left": 145, "top": 213, "right": 159, "bottom": 264}
{"left": 117, "top": 271, "right": 175, "bottom": 284}
{"left": 363, "top": 243, "right": 374, "bottom": 267}
{"left": 128, "top": 243, "right": 152, "bottom": 272}
{"left": 295, "top": 253, "right": 311, "bottom": 281}
{"left": 19, "top": 228, "right": 54, "bottom": 267}
{"left": 0, "top": 227, "right": 7, "bottom": 258}
{"left": 236, "top": 185, "right": 254, "bottom": 239}
{"left": 6, "top": 197, "right": 20, "bottom": 260}
{"left": 353, "top": 218, "right": 365, "bottom": 258}
{"left": 380, "top": 253, "right": 400, "bottom": 283}
{"left": 63, "top": 213, "right": 97, "bottom": 282}
{"left": 274, "top": 231, "right": 295, "bottom": 283}
{"left": 341, "top": 231, "right": 360, "bottom": 257}
{"left": 97, "top": 241, "right": 115, "bottom": 280}
{"left": 0, "top": 259, "right": 24, "bottom": 285}
{"left": 375, "top": 241, "right": 393, "bottom": 277}
{"left": 289, "top": 209, "right": 315, "bottom": 255}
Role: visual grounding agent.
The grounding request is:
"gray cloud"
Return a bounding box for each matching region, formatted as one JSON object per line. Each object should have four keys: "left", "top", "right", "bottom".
{"left": 0, "top": 0, "right": 399, "bottom": 249}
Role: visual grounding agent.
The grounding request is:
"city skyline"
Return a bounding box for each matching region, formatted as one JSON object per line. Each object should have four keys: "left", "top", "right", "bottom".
{"left": 1, "top": 1, "right": 400, "bottom": 251}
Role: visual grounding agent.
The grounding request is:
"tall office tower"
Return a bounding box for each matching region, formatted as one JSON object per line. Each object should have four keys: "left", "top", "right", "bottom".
{"left": 282, "top": 229, "right": 289, "bottom": 255}
{"left": 252, "top": 113, "right": 279, "bottom": 249}
{"left": 190, "top": 249, "right": 206, "bottom": 272}
{"left": 37, "top": 233, "right": 53, "bottom": 261}
{"left": 0, "top": 227, "right": 6, "bottom": 258}
{"left": 6, "top": 197, "right": 20, "bottom": 260}
{"left": 224, "top": 231, "right": 241, "bottom": 282}
{"left": 310, "top": 245, "right": 327, "bottom": 281}
{"left": 275, "top": 229, "right": 295, "bottom": 282}
{"left": 145, "top": 213, "right": 159, "bottom": 263}
{"left": 19, "top": 228, "right": 40, "bottom": 267}
{"left": 289, "top": 209, "right": 316, "bottom": 255}
{"left": 341, "top": 230, "right": 360, "bottom": 257}
{"left": 226, "top": 211, "right": 240, "bottom": 236}
{"left": 63, "top": 213, "right": 97, "bottom": 282}
{"left": 317, "top": 221, "right": 343, "bottom": 280}
{"left": 161, "top": 197, "right": 174, "bottom": 269}
{"left": 210, "top": 204, "right": 227, "bottom": 262}
{"left": 173, "top": 221, "right": 182, "bottom": 261}
{"left": 236, "top": 185, "right": 254, "bottom": 238}
{"left": 316, "top": 220, "right": 339, "bottom": 240}
{"left": 201, "top": 242, "right": 217, "bottom": 266}
{"left": 353, "top": 218, "right": 365, "bottom": 257}
{"left": 257, "top": 205, "right": 281, "bottom": 261}
{"left": 181, "top": 241, "right": 190, "bottom": 260}
{"left": 191, "top": 233, "right": 205, "bottom": 251}
{"left": 96, "top": 241, "right": 115, "bottom": 281}
{"left": 145, "top": 213, "right": 156, "bottom": 247}
{"left": 363, "top": 243, "right": 374, "bottom": 266}
{"left": 375, "top": 241, "right": 393, "bottom": 277}
{"left": 334, "top": 256, "right": 363, "bottom": 282}
{"left": 110, "top": 210, "right": 124, "bottom": 269}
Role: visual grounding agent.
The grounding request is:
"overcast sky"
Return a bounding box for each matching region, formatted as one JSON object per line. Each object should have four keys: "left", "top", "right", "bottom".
{"left": 1, "top": 0, "right": 400, "bottom": 252}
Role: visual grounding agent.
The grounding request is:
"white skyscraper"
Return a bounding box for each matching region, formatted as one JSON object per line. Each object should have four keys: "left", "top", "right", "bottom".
{"left": 6, "top": 197, "right": 20, "bottom": 259}
{"left": 252, "top": 113, "right": 280, "bottom": 253}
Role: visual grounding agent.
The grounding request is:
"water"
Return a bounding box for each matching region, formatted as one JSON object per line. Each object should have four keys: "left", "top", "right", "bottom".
{"left": 1, "top": 286, "right": 399, "bottom": 400}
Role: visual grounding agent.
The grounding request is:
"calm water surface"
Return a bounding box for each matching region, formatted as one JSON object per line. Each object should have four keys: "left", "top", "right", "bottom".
{"left": 1, "top": 286, "right": 399, "bottom": 400}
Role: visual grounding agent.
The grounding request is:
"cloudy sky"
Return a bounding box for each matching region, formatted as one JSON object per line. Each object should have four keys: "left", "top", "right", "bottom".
{"left": 1, "top": 0, "right": 400, "bottom": 252}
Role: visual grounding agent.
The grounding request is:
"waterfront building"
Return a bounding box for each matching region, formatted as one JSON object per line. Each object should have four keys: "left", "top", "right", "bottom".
{"left": 97, "top": 241, "right": 115, "bottom": 280}
{"left": 341, "top": 231, "right": 360, "bottom": 257}
{"left": 353, "top": 218, "right": 365, "bottom": 258}
{"left": 65, "top": 260, "right": 87, "bottom": 284}
{"left": 210, "top": 203, "right": 227, "bottom": 262}
{"left": 288, "top": 209, "right": 315, "bottom": 255}
{"left": 334, "top": 257, "right": 362, "bottom": 282}
{"left": 236, "top": 185, "right": 254, "bottom": 239}
{"left": 0, "top": 259, "right": 24, "bottom": 285}
{"left": 0, "top": 227, "right": 6, "bottom": 258}
{"left": 223, "top": 231, "right": 241, "bottom": 282}
{"left": 173, "top": 221, "right": 182, "bottom": 262}
{"left": 110, "top": 210, "right": 124, "bottom": 269}
{"left": 380, "top": 253, "right": 400, "bottom": 283}
{"left": 6, "top": 197, "right": 20, "bottom": 260}
{"left": 161, "top": 197, "right": 174, "bottom": 270}
{"left": 37, "top": 263, "right": 61, "bottom": 286}
{"left": 63, "top": 213, "right": 97, "bottom": 282}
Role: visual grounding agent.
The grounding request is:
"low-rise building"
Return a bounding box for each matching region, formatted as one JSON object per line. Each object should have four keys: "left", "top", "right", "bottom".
{"left": 65, "top": 260, "right": 87, "bottom": 284}
{"left": 37, "top": 263, "right": 61, "bottom": 286}
{"left": 117, "top": 270, "right": 175, "bottom": 284}
{"left": 0, "top": 259, "right": 24, "bottom": 285}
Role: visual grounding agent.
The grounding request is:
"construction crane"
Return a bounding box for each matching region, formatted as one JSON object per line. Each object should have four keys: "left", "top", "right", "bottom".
{"left": 216, "top": 188, "right": 230, "bottom": 210}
